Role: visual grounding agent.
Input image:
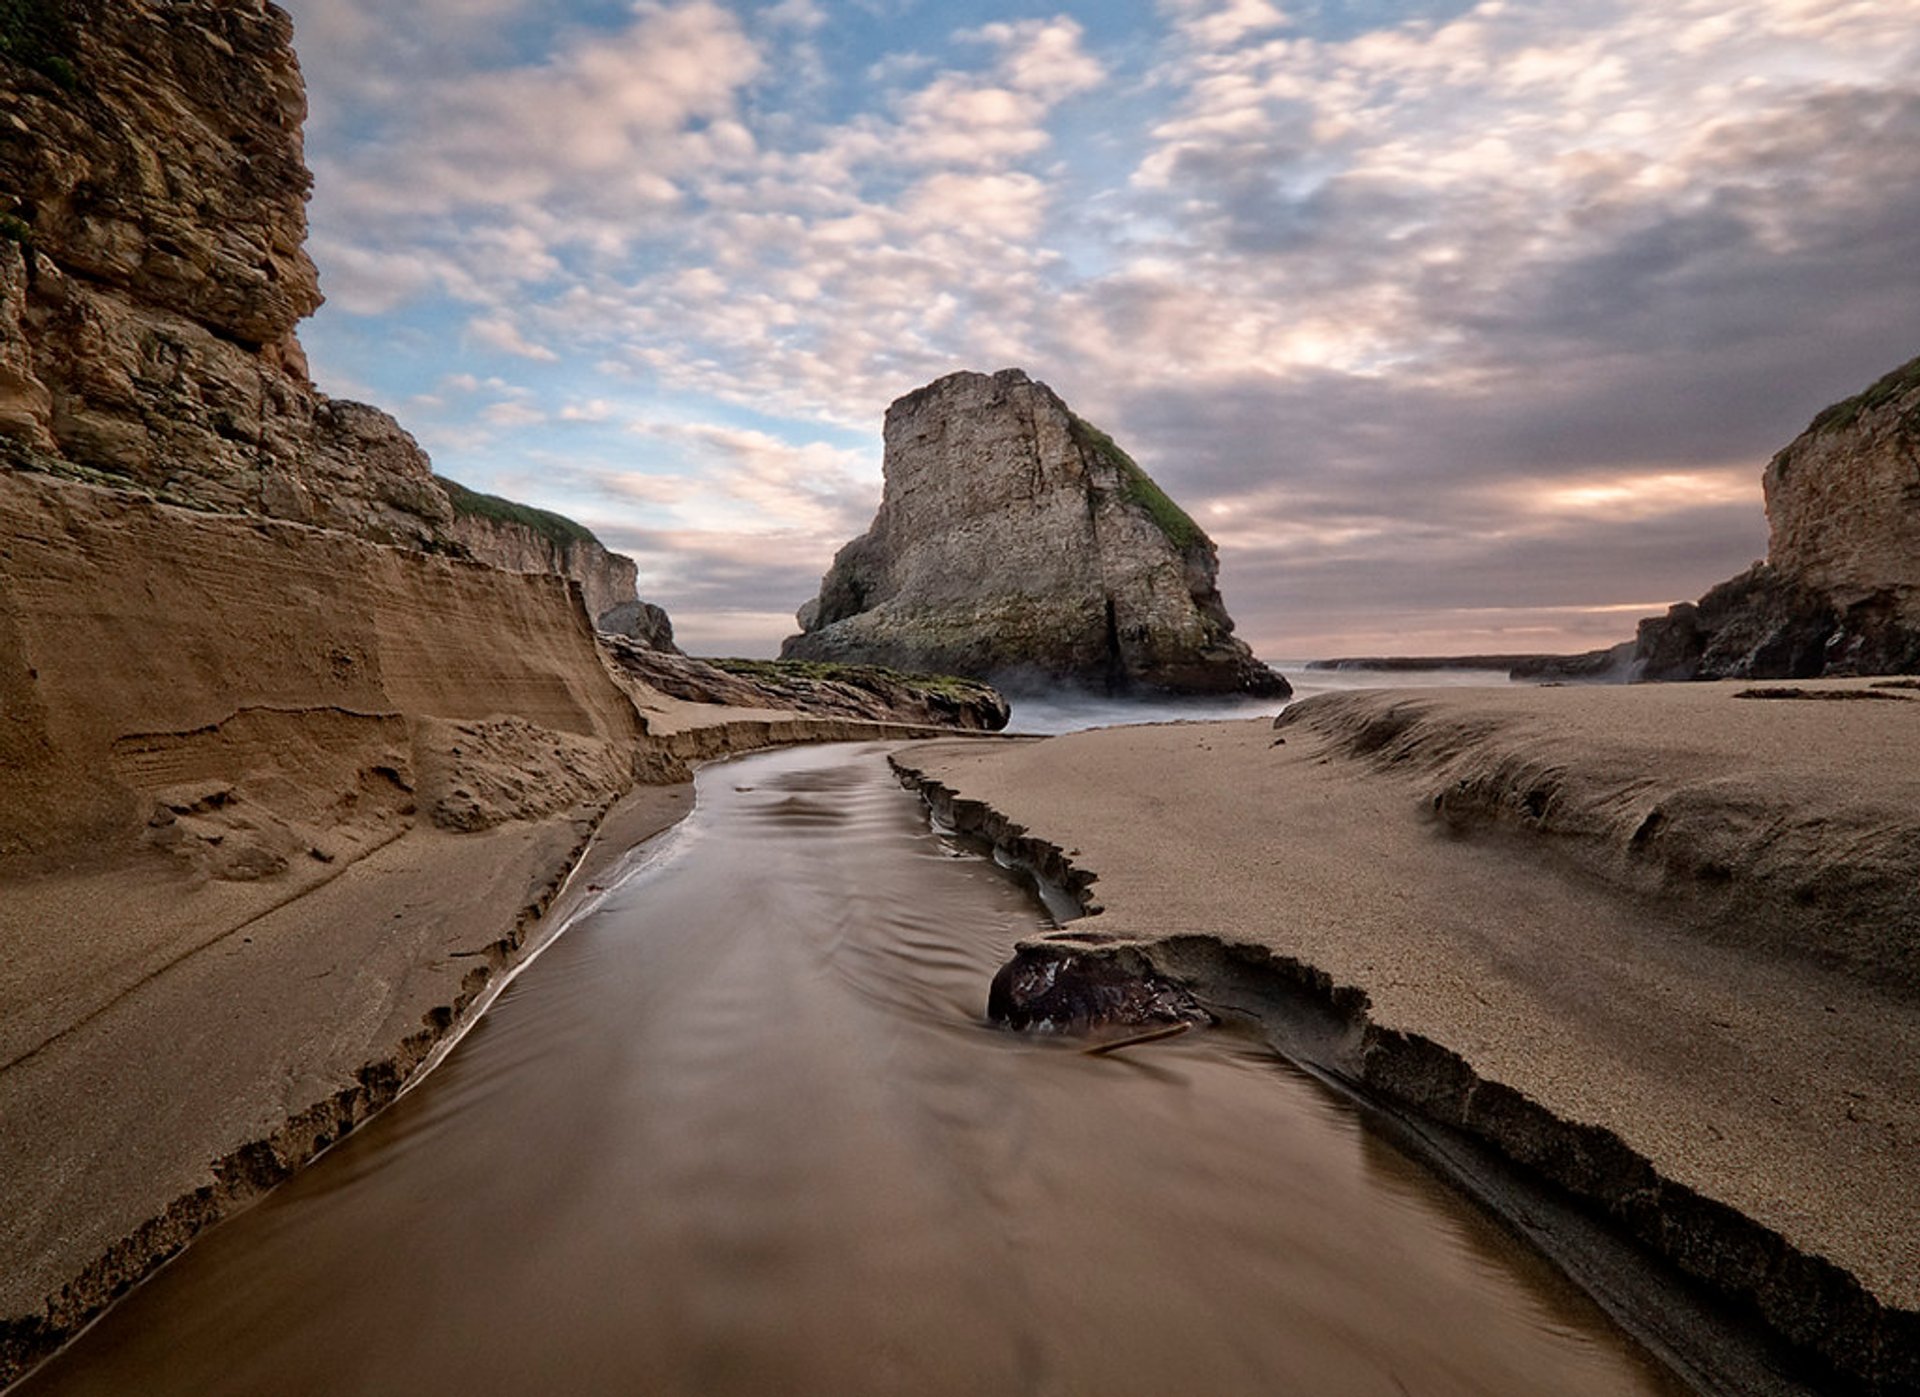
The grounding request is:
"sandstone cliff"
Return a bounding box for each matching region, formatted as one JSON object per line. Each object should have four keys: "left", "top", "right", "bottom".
{"left": 0, "top": 468, "right": 647, "bottom": 875}
{"left": 0, "top": 9, "right": 982, "bottom": 1379}
{"left": 783, "top": 369, "right": 1287, "bottom": 696}
{"left": 1629, "top": 354, "right": 1920, "bottom": 681}
{"left": 0, "top": 0, "right": 459, "bottom": 546}
{"left": 0, "top": 0, "right": 665, "bottom": 630}
{"left": 439, "top": 476, "right": 645, "bottom": 628}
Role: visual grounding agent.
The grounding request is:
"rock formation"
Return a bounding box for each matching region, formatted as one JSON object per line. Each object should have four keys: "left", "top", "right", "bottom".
{"left": 438, "top": 476, "right": 647, "bottom": 629}
{"left": 0, "top": 0, "right": 662, "bottom": 631}
{"left": 1629, "top": 354, "right": 1920, "bottom": 681}
{"left": 600, "top": 644, "right": 1009, "bottom": 731}
{"left": 598, "top": 598, "right": 681, "bottom": 653}
{"left": 0, "top": 8, "right": 1008, "bottom": 1382}
{"left": 0, "top": 0, "right": 457, "bottom": 546}
{"left": 783, "top": 369, "right": 1288, "bottom": 696}
{"left": 0, "top": 469, "right": 644, "bottom": 871}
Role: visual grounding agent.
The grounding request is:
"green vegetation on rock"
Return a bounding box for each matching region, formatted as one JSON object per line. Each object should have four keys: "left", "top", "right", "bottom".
{"left": 1807, "top": 353, "right": 1920, "bottom": 436}
{"left": 437, "top": 475, "right": 599, "bottom": 551}
{"left": 1068, "top": 414, "right": 1208, "bottom": 551}
{"left": 711, "top": 656, "right": 995, "bottom": 701}
{"left": 0, "top": 0, "right": 78, "bottom": 88}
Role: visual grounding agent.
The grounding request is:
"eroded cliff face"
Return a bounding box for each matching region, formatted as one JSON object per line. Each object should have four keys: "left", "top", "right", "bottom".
{"left": 450, "top": 512, "right": 637, "bottom": 623}
{"left": 0, "top": 0, "right": 672, "bottom": 633}
{"left": 783, "top": 369, "right": 1287, "bottom": 696}
{"left": 0, "top": 0, "right": 457, "bottom": 546}
{"left": 1634, "top": 355, "right": 1920, "bottom": 680}
{"left": 0, "top": 471, "right": 643, "bottom": 875}
{"left": 1765, "top": 357, "right": 1920, "bottom": 621}
{"left": 439, "top": 477, "right": 643, "bottom": 626}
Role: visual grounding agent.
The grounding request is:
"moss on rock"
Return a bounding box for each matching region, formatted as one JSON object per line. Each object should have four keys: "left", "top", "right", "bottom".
{"left": 1807, "top": 353, "right": 1920, "bottom": 436}
{"left": 436, "top": 475, "right": 598, "bottom": 551}
{"left": 0, "top": 0, "right": 78, "bottom": 89}
{"left": 1068, "top": 414, "right": 1208, "bottom": 551}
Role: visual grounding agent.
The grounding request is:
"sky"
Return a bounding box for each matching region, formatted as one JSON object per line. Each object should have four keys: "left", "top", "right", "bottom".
{"left": 278, "top": 0, "right": 1920, "bottom": 660}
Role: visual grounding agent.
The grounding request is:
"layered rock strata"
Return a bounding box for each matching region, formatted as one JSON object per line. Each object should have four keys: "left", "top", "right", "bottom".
{"left": 0, "top": 1, "right": 663, "bottom": 627}
{"left": 439, "top": 476, "right": 645, "bottom": 628}
{"left": 0, "top": 0, "right": 456, "bottom": 546}
{"left": 1630, "top": 354, "right": 1920, "bottom": 680}
{"left": 783, "top": 368, "right": 1287, "bottom": 696}
{"left": 601, "top": 642, "right": 1010, "bottom": 731}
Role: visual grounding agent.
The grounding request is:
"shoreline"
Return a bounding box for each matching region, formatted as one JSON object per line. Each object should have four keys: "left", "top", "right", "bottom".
{"left": 0, "top": 714, "right": 975, "bottom": 1391}
{"left": 891, "top": 680, "right": 1920, "bottom": 1395}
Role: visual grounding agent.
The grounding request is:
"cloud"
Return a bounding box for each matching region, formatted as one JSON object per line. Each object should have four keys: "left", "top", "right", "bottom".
{"left": 625, "top": 420, "right": 878, "bottom": 538}
{"left": 963, "top": 16, "right": 1108, "bottom": 95}
{"left": 1159, "top": 0, "right": 1291, "bottom": 49}
{"left": 320, "top": 1, "right": 760, "bottom": 227}
{"left": 466, "top": 314, "right": 560, "bottom": 362}
{"left": 286, "top": 0, "right": 1920, "bottom": 657}
{"left": 481, "top": 400, "right": 550, "bottom": 428}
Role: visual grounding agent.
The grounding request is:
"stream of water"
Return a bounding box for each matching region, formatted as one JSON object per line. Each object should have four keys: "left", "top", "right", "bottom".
{"left": 19, "top": 741, "right": 1685, "bottom": 1397}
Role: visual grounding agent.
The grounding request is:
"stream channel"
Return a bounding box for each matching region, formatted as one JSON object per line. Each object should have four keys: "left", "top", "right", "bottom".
{"left": 20, "top": 741, "right": 1690, "bottom": 1396}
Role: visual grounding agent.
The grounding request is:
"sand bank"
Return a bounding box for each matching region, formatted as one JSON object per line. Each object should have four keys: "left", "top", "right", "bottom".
{"left": 894, "top": 679, "right": 1920, "bottom": 1395}
{"left": 0, "top": 700, "right": 975, "bottom": 1388}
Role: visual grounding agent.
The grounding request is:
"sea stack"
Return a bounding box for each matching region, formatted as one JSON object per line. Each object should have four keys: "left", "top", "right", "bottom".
{"left": 1633, "top": 353, "right": 1920, "bottom": 679}
{"left": 782, "top": 369, "right": 1289, "bottom": 696}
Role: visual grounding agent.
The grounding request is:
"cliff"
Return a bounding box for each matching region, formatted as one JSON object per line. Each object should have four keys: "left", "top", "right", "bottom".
{"left": 783, "top": 369, "right": 1287, "bottom": 696}
{"left": 1629, "top": 354, "right": 1920, "bottom": 681}
{"left": 0, "top": 470, "right": 643, "bottom": 874}
{"left": 0, "top": 0, "right": 458, "bottom": 546}
{"left": 438, "top": 476, "right": 643, "bottom": 627}
{"left": 0, "top": 7, "right": 989, "bottom": 1381}
{"left": 0, "top": 0, "right": 664, "bottom": 628}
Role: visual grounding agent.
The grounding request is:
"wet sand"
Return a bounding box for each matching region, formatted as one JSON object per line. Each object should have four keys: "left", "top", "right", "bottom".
{"left": 896, "top": 679, "right": 1920, "bottom": 1393}
{"left": 15, "top": 745, "right": 1685, "bottom": 1397}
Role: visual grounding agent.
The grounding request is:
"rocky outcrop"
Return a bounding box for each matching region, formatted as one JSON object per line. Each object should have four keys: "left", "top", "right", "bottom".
{"left": 600, "top": 640, "right": 1011, "bottom": 731}
{"left": 1631, "top": 354, "right": 1920, "bottom": 681}
{"left": 0, "top": 0, "right": 667, "bottom": 637}
{"left": 1768, "top": 357, "right": 1920, "bottom": 616}
{"left": 986, "top": 940, "right": 1208, "bottom": 1035}
{"left": 0, "top": 0, "right": 458, "bottom": 547}
{"left": 782, "top": 369, "right": 1287, "bottom": 696}
{"left": 599, "top": 598, "right": 679, "bottom": 653}
{"left": 438, "top": 476, "right": 644, "bottom": 627}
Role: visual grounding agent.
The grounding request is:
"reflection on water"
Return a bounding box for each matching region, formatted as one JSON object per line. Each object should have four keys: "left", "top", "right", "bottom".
{"left": 20, "top": 743, "right": 1682, "bottom": 1397}
{"left": 1004, "top": 665, "right": 1517, "bottom": 734}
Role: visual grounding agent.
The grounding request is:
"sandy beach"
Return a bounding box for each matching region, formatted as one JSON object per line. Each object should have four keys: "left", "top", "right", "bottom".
{"left": 895, "top": 679, "right": 1920, "bottom": 1394}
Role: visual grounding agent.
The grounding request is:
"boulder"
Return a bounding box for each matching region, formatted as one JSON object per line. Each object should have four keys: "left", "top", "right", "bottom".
{"left": 598, "top": 599, "right": 680, "bottom": 653}
{"left": 782, "top": 369, "right": 1288, "bottom": 696}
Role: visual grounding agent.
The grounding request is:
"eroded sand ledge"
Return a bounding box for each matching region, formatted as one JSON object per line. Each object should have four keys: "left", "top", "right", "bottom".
{"left": 893, "top": 682, "right": 1920, "bottom": 1396}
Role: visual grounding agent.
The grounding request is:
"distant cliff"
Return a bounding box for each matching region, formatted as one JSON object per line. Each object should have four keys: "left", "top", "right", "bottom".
{"left": 439, "top": 476, "right": 640, "bottom": 626}
{"left": 783, "top": 369, "right": 1287, "bottom": 696}
{"left": 1631, "top": 355, "right": 1920, "bottom": 681}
